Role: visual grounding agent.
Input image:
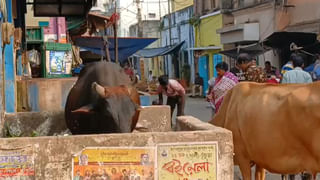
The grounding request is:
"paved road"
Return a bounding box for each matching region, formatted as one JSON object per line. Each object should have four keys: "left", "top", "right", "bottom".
{"left": 150, "top": 96, "right": 212, "bottom": 125}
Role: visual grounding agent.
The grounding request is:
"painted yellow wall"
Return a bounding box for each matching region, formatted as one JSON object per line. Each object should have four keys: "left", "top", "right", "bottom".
{"left": 195, "top": 14, "right": 223, "bottom": 78}
{"left": 148, "top": 57, "right": 164, "bottom": 77}
{"left": 195, "top": 14, "right": 223, "bottom": 48}
{"left": 172, "top": 0, "right": 193, "bottom": 12}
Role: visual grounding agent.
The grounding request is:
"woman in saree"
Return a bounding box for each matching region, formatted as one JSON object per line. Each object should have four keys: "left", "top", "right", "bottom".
{"left": 210, "top": 62, "right": 239, "bottom": 114}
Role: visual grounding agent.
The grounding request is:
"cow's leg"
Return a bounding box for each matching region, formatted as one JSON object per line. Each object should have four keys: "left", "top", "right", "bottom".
{"left": 238, "top": 158, "right": 251, "bottom": 180}
{"left": 281, "top": 175, "right": 287, "bottom": 180}
{"left": 289, "top": 174, "right": 295, "bottom": 180}
{"left": 312, "top": 173, "right": 317, "bottom": 180}
{"left": 255, "top": 165, "right": 265, "bottom": 180}
{"left": 301, "top": 172, "right": 312, "bottom": 180}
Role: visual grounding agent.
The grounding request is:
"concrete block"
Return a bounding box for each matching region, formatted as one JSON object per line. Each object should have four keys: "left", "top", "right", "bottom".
{"left": 176, "top": 116, "right": 234, "bottom": 180}
{"left": 3, "top": 111, "right": 69, "bottom": 137}
{"left": 176, "top": 116, "right": 227, "bottom": 132}
{"left": 0, "top": 130, "right": 233, "bottom": 179}
{"left": 134, "top": 105, "right": 171, "bottom": 132}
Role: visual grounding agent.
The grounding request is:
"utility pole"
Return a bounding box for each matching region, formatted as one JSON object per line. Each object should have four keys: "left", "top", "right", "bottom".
{"left": 158, "top": 0, "right": 161, "bottom": 19}
{"left": 167, "top": 0, "right": 172, "bottom": 46}
{"left": 114, "top": 0, "right": 119, "bottom": 64}
{"left": 136, "top": 0, "right": 143, "bottom": 37}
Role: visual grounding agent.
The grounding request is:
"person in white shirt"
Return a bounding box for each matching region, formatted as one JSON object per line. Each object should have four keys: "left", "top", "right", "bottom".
{"left": 148, "top": 71, "right": 153, "bottom": 82}
{"left": 282, "top": 54, "right": 312, "bottom": 84}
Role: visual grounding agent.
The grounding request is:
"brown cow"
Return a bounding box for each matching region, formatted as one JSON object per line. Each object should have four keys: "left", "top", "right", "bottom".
{"left": 209, "top": 82, "right": 320, "bottom": 180}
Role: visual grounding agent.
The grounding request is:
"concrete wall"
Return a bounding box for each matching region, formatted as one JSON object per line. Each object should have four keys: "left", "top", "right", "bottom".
{"left": 3, "top": 106, "right": 171, "bottom": 137}
{"left": 134, "top": 106, "right": 171, "bottom": 132}
{"left": 176, "top": 116, "right": 234, "bottom": 180}
{"left": 17, "top": 78, "right": 76, "bottom": 112}
{"left": 287, "top": 0, "right": 320, "bottom": 28}
{"left": 3, "top": 111, "right": 68, "bottom": 137}
{"left": 283, "top": 0, "right": 320, "bottom": 33}
{"left": 231, "top": 3, "right": 280, "bottom": 68}
{"left": 233, "top": 3, "right": 275, "bottom": 43}
{"left": 0, "top": 130, "right": 232, "bottom": 179}
{"left": 25, "top": 5, "right": 50, "bottom": 27}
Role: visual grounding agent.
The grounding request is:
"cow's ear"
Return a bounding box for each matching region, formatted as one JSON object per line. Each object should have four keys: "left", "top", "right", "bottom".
{"left": 71, "top": 104, "right": 95, "bottom": 114}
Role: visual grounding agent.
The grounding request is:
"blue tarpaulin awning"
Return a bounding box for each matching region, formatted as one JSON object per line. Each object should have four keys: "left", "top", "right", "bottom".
{"left": 74, "top": 36, "right": 157, "bottom": 62}
{"left": 134, "top": 41, "right": 185, "bottom": 58}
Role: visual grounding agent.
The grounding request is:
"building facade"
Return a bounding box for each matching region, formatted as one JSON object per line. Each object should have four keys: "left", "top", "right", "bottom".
{"left": 129, "top": 20, "right": 164, "bottom": 79}
{"left": 117, "top": 0, "right": 168, "bottom": 37}
{"left": 190, "top": 0, "right": 227, "bottom": 94}
{"left": 218, "top": 0, "right": 320, "bottom": 68}
{"left": 161, "top": 6, "right": 195, "bottom": 81}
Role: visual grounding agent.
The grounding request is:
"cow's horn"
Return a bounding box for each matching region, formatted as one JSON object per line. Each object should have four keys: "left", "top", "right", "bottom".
{"left": 92, "top": 82, "right": 105, "bottom": 97}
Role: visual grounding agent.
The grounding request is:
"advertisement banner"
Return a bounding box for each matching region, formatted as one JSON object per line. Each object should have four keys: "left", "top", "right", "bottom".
{"left": 157, "top": 142, "right": 217, "bottom": 180}
{"left": 48, "top": 50, "right": 72, "bottom": 75}
{"left": 72, "top": 147, "right": 155, "bottom": 180}
{"left": 0, "top": 147, "right": 35, "bottom": 179}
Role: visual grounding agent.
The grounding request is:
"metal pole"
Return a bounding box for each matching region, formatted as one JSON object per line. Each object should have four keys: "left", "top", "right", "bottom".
{"left": 103, "top": 34, "right": 111, "bottom": 61}
{"left": 114, "top": 0, "right": 119, "bottom": 64}
{"left": 158, "top": 0, "right": 161, "bottom": 20}
{"left": 167, "top": 0, "right": 172, "bottom": 46}
{"left": 137, "top": 0, "right": 143, "bottom": 37}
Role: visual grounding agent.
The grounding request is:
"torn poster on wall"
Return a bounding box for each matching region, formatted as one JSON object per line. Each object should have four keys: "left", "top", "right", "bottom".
{"left": 72, "top": 147, "right": 155, "bottom": 180}
{"left": 157, "top": 142, "right": 218, "bottom": 180}
{"left": 0, "top": 147, "right": 35, "bottom": 179}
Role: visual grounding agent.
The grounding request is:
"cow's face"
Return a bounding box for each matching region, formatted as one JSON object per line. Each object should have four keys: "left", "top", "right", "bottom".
{"left": 72, "top": 82, "right": 139, "bottom": 133}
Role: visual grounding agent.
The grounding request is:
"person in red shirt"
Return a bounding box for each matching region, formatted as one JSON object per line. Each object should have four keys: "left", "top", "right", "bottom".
{"left": 157, "top": 75, "right": 185, "bottom": 119}
{"left": 266, "top": 75, "right": 279, "bottom": 84}
{"left": 123, "top": 63, "right": 134, "bottom": 81}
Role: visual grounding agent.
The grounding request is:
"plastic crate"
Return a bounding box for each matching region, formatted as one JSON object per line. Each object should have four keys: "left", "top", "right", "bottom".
{"left": 26, "top": 28, "right": 43, "bottom": 42}
{"left": 140, "top": 95, "right": 151, "bottom": 106}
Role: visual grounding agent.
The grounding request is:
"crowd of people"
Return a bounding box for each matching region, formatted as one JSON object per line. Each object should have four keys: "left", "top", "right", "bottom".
{"left": 121, "top": 52, "right": 317, "bottom": 128}
{"left": 205, "top": 52, "right": 318, "bottom": 116}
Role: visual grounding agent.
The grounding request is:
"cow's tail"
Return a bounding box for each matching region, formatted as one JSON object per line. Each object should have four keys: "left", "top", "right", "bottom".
{"left": 209, "top": 87, "right": 234, "bottom": 128}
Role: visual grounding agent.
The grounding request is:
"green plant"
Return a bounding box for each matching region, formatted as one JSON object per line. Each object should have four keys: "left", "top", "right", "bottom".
{"left": 188, "top": 16, "right": 201, "bottom": 27}
{"left": 4, "top": 123, "right": 22, "bottom": 138}
{"left": 159, "top": 20, "right": 164, "bottom": 31}
{"left": 31, "top": 131, "right": 39, "bottom": 137}
{"left": 3, "top": 122, "right": 40, "bottom": 138}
